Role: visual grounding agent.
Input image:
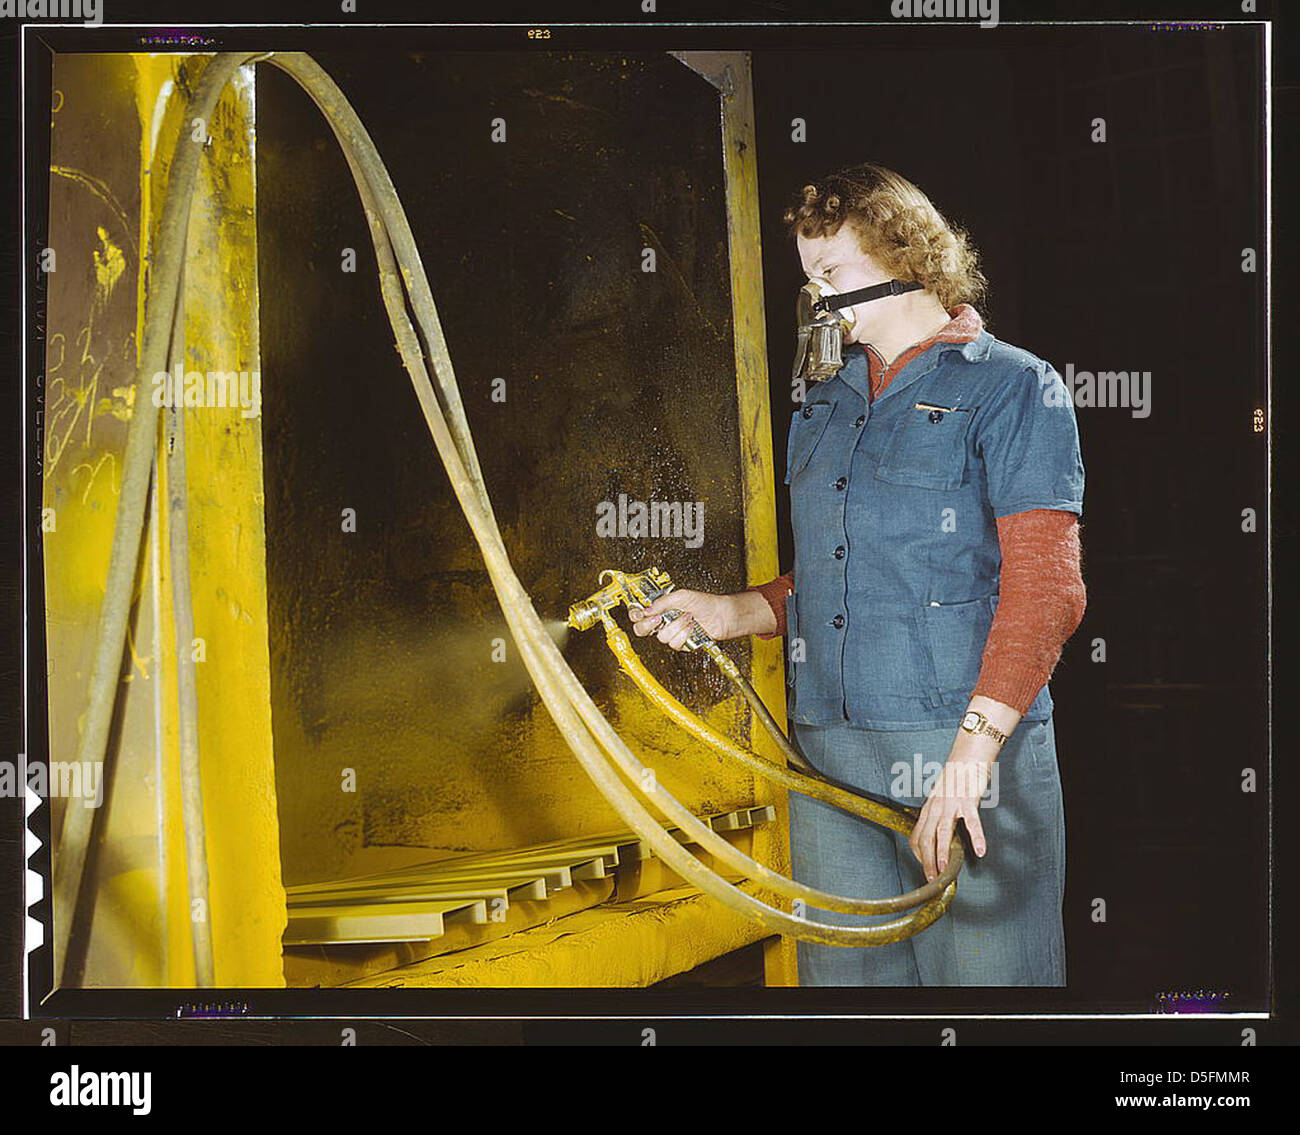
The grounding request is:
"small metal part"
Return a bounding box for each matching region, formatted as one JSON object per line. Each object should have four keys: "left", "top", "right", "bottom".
{"left": 567, "top": 567, "right": 674, "bottom": 631}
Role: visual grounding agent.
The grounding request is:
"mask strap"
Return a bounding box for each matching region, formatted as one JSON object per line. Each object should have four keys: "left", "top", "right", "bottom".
{"left": 812, "top": 279, "right": 923, "bottom": 313}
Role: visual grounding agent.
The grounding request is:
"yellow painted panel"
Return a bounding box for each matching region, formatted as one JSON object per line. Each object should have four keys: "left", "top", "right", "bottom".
{"left": 155, "top": 56, "right": 286, "bottom": 986}
{"left": 673, "top": 51, "right": 799, "bottom": 986}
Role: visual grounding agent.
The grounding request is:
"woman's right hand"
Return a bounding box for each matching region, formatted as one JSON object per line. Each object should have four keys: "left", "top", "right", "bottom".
{"left": 628, "top": 589, "right": 778, "bottom": 648}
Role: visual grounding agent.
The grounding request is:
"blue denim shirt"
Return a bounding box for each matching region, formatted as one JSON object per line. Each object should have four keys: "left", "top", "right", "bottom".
{"left": 785, "top": 329, "right": 1085, "bottom": 729}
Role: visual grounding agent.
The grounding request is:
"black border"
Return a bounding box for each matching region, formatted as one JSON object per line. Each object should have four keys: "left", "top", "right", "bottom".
{"left": 1, "top": 1, "right": 1293, "bottom": 1049}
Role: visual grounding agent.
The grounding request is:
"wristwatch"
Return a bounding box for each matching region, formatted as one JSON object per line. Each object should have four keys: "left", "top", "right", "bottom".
{"left": 960, "top": 709, "right": 1009, "bottom": 747}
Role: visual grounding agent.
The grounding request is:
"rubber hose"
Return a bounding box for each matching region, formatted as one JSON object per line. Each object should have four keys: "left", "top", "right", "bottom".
{"left": 163, "top": 250, "right": 217, "bottom": 988}
{"left": 598, "top": 616, "right": 962, "bottom": 913}
{"left": 607, "top": 611, "right": 965, "bottom": 910}
{"left": 730, "top": 665, "right": 936, "bottom": 830}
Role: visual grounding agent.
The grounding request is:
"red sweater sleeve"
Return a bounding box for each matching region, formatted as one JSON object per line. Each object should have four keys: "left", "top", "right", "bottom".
{"left": 748, "top": 572, "right": 794, "bottom": 638}
{"left": 972, "top": 509, "right": 1087, "bottom": 714}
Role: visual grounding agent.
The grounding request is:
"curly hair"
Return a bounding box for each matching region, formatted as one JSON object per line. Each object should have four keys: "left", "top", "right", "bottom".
{"left": 783, "top": 163, "right": 988, "bottom": 311}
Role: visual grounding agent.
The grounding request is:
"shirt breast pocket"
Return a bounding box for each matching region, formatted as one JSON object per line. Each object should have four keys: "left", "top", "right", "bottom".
{"left": 875, "top": 403, "right": 974, "bottom": 491}
{"left": 785, "top": 402, "right": 835, "bottom": 485}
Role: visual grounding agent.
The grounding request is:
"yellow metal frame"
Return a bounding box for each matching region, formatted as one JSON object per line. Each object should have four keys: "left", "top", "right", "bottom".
{"left": 132, "top": 55, "right": 286, "bottom": 987}
{"left": 672, "top": 51, "right": 798, "bottom": 987}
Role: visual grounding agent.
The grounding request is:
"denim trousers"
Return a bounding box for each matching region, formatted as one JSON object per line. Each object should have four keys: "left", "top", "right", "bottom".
{"left": 788, "top": 716, "right": 1067, "bottom": 986}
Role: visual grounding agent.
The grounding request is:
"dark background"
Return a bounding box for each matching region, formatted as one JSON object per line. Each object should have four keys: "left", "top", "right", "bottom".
{"left": 754, "top": 26, "right": 1268, "bottom": 1006}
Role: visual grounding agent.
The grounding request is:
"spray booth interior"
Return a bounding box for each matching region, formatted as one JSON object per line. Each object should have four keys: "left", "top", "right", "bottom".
{"left": 39, "top": 48, "right": 808, "bottom": 989}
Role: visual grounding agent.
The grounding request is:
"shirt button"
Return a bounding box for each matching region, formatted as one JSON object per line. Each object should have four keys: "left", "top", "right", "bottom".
{"left": 834, "top": 477, "right": 847, "bottom": 490}
{"left": 831, "top": 614, "right": 845, "bottom": 629}
{"left": 855, "top": 415, "right": 866, "bottom": 428}
{"left": 802, "top": 405, "right": 814, "bottom": 419}
{"left": 833, "top": 545, "right": 846, "bottom": 559}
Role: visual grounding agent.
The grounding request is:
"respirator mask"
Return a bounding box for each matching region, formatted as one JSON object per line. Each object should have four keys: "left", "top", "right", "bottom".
{"left": 791, "top": 277, "right": 924, "bottom": 387}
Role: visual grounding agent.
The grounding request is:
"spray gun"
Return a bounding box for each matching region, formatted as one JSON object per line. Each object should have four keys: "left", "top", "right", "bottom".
{"left": 567, "top": 567, "right": 742, "bottom": 678}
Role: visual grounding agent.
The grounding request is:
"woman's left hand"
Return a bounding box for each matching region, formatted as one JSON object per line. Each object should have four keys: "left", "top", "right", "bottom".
{"left": 909, "top": 697, "right": 1021, "bottom": 879}
{"left": 908, "top": 747, "right": 995, "bottom": 881}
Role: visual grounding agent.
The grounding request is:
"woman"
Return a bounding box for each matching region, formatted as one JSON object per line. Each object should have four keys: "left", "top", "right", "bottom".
{"left": 630, "top": 163, "right": 1086, "bottom": 987}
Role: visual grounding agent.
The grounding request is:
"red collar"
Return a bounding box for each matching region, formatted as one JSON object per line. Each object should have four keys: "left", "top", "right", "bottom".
{"left": 865, "top": 304, "right": 984, "bottom": 400}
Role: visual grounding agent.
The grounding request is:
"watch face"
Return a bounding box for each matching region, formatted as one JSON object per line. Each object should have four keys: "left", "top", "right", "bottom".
{"left": 962, "top": 711, "right": 980, "bottom": 730}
